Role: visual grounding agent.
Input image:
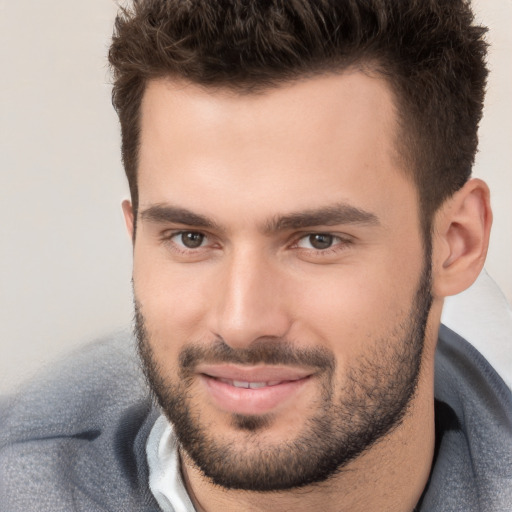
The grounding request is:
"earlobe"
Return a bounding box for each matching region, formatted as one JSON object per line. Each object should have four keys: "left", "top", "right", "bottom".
{"left": 432, "top": 178, "right": 492, "bottom": 298}
{"left": 121, "top": 199, "right": 135, "bottom": 241}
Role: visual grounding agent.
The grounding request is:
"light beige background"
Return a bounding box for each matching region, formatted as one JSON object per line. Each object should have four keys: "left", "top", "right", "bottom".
{"left": 0, "top": 0, "right": 510, "bottom": 393}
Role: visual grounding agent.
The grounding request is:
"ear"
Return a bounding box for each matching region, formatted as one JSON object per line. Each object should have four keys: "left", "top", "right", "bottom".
{"left": 122, "top": 199, "right": 135, "bottom": 242}
{"left": 432, "top": 178, "right": 492, "bottom": 298}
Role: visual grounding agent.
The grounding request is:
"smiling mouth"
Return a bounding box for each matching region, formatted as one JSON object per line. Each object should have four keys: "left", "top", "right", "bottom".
{"left": 212, "top": 377, "right": 301, "bottom": 389}
{"left": 199, "top": 371, "right": 312, "bottom": 416}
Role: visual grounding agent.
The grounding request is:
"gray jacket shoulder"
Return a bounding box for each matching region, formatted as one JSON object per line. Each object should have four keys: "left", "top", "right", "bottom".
{"left": 1, "top": 330, "right": 147, "bottom": 444}
{"left": 0, "top": 331, "right": 159, "bottom": 512}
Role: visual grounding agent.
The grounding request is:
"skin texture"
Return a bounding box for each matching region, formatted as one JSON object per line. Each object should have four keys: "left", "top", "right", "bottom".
{"left": 123, "top": 72, "right": 492, "bottom": 512}
{"left": 136, "top": 256, "right": 431, "bottom": 491}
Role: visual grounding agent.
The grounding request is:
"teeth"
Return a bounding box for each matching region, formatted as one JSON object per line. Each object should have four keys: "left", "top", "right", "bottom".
{"left": 233, "top": 380, "right": 251, "bottom": 388}
{"left": 221, "top": 379, "right": 283, "bottom": 389}
{"left": 249, "top": 382, "right": 267, "bottom": 389}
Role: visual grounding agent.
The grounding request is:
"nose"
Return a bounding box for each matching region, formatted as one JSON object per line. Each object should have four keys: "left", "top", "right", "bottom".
{"left": 208, "top": 248, "right": 292, "bottom": 349}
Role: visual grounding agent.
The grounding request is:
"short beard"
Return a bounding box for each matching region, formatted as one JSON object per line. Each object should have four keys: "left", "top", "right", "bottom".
{"left": 135, "top": 257, "right": 432, "bottom": 491}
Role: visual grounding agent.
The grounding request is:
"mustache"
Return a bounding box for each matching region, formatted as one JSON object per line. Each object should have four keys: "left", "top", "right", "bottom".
{"left": 134, "top": 300, "right": 335, "bottom": 375}
{"left": 178, "top": 337, "right": 336, "bottom": 373}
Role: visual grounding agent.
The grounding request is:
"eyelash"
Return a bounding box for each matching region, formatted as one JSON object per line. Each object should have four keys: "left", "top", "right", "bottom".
{"left": 160, "top": 230, "right": 353, "bottom": 259}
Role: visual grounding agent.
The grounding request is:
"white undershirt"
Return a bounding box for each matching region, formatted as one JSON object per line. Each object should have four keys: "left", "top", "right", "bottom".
{"left": 146, "top": 414, "right": 197, "bottom": 512}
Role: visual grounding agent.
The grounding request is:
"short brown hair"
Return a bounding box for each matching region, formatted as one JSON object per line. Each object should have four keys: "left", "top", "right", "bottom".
{"left": 109, "top": 0, "right": 488, "bottom": 231}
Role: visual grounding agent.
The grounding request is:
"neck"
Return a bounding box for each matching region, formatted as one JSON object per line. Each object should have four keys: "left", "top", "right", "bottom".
{"left": 180, "top": 363, "right": 436, "bottom": 512}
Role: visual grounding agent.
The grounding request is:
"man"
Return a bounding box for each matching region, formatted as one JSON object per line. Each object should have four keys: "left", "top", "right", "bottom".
{"left": 1, "top": 0, "right": 511, "bottom": 511}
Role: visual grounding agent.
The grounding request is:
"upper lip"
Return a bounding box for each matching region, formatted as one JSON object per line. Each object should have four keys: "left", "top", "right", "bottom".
{"left": 196, "top": 364, "right": 313, "bottom": 383}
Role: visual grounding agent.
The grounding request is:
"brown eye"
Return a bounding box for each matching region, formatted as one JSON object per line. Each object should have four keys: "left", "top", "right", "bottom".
{"left": 308, "top": 234, "right": 334, "bottom": 250}
{"left": 180, "top": 232, "right": 205, "bottom": 248}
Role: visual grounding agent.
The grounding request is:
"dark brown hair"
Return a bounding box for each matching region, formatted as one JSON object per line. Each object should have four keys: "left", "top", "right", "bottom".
{"left": 109, "top": 0, "right": 488, "bottom": 231}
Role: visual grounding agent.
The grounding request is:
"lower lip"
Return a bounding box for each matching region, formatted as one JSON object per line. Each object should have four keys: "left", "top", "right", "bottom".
{"left": 201, "top": 375, "right": 311, "bottom": 416}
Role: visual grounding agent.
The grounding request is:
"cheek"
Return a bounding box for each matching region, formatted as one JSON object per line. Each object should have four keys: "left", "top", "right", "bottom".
{"left": 133, "top": 247, "right": 214, "bottom": 350}
{"left": 291, "top": 248, "right": 424, "bottom": 359}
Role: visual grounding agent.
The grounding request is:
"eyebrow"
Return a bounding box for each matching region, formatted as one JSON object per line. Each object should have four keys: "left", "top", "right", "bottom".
{"left": 264, "top": 203, "right": 380, "bottom": 232}
{"left": 139, "top": 202, "right": 379, "bottom": 233}
{"left": 140, "top": 204, "right": 221, "bottom": 230}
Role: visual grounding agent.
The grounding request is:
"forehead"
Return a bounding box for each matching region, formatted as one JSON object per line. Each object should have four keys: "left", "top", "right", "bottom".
{"left": 137, "top": 72, "right": 415, "bottom": 226}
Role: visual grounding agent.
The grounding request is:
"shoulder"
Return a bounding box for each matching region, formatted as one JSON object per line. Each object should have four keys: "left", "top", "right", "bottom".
{"left": 425, "top": 325, "right": 512, "bottom": 511}
{"left": 1, "top": 330, "right": 146, "bottom": 441}
{"left": 436, "top": 324, "right": 512, "bottom": 419}
{"left": 0, "top": 331, "right": 160, "bottom": 512}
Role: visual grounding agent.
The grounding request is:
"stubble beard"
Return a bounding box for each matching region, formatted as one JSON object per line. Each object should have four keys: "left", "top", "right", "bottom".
{"left": 135, "top": 259, "right": 432, "bottom": 491}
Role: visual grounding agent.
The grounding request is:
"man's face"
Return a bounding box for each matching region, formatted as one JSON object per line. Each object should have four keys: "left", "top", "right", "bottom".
{"left": 129, "top": 72, "right": 433, "bottom": 490}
